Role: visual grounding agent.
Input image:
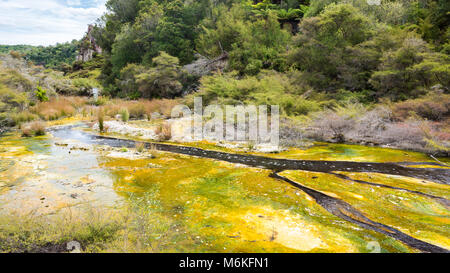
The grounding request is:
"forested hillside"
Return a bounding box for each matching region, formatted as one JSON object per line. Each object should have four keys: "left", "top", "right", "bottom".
{"left": 91, "top": 0, "right": 449, "bottom": 102}
{"left": 0, "top": 45, "right": 35, "bottom": 54}
{"left": 1, "top": 0, "right": 449, "bottom": 152}
{"left": 0, "top": 40, "right": 79, "bottom": 69}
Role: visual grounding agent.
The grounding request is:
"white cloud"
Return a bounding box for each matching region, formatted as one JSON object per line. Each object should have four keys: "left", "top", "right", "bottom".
{"left": 0, "top": 0, "right": 107, "bottom": 46}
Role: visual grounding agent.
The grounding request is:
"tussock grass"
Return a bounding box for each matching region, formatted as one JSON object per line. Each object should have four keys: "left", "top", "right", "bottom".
{"left": 31, "top": 96, "right": 87, "bottom": 121}
{"left": 119, "top": 108, "right": 130, "bottom": 122}
{"left": 0, "top": 194, "right": 181, "bottom": 253}
{"left": 97, "top": 109, "right": 105, "bottom": 133}
{"left": 0, "top": 208, "right": 123, "bottom": 253}
{"left": 21, "top": 121, "right": 46, "bottom": 137}
{"left": 102, "top": 99, "right": 179, "bottom": 120}
{"left": 135, "top": 142, "right": 145, "bottom": 153}
{"left": 155, "top": 122, "right": 172, "bottom": 141}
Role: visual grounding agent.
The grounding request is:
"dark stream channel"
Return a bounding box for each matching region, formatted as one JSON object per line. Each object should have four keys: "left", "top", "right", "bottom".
{"left": 49, "top": 125, "right": 450, "bottom": 253}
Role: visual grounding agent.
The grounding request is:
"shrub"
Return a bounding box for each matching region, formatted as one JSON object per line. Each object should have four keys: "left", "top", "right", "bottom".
{"left": 370, "top": 37, "right": 450, "bottom": 100}
{"left": 35, "top": 86, "right": 49, "bottom": 102}
{"left": 289, "top": 4, "right": 374, "bottom": 91}
{"left": 9, "top": 51, "right": 22, "bottom": 59}
{"left": 72, "top": 78, "right": 99, "bottom": 96}
{"left": 195, "top": 71, "right": 317, "bottom": 116}
{"left": 135, "top": 52, "right": 184, "bottom": 99}
{"left": 197, "top": 6, "right": 290, "bottom": 75}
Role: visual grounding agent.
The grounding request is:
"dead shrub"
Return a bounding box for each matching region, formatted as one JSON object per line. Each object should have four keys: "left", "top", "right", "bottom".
{"left": 381, "top": 121, "right": 425, "bottom": 145}
{"left": 313, "top": 111, "right": 354, "bottom": 143}
{"left": 355, "top": 106, "right": 392, "bottom": 138}
{"left": 155, "top": 122, "right": 172, "bottom": 141}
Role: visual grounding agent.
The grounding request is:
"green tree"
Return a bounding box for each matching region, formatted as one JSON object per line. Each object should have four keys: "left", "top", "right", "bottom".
{"left": 110, "top": 24, "right": 145, "bottom": 75}
{"left": 370, "top": 35, "right": 450, "bottom": 100}
{"left": 197, "top": 4, "right": 290, "bottom": 75}
{"left": 118, "top": 63, "right": 146, "bottom": 98}
{"left": 135, "top": 52, "right": 184, "bottom": 98}
{"left": 288, "top": 3, "right": 374, "bottom": 90}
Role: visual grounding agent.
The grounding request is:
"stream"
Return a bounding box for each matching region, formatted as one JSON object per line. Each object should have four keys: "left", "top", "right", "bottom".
{"left": 47, "top": 124, "right": 450, "bottom": 253}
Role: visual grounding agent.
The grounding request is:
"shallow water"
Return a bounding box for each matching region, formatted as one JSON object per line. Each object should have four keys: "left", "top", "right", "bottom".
{"left": 0, "top": 125, "right": 449, "bottom": 252}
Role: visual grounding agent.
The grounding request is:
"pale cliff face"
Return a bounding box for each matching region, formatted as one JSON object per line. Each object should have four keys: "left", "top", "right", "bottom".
{"left": 76, "top": 25, "right": 102, "bottom": 62}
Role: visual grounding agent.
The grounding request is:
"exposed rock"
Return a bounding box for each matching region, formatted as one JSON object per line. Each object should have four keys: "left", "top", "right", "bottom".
{"left": 254, "top": 143, "right": 285, "bottom": 153}
{"left": 93, "top": 121, "right": 158, "bottom": 140}
{"left": 107, "top": 150, "right": 152, "bottom": 160}
{"left": 168, "top": 116, "right": 193, "bottom": 142}
{"left": 183, "top": 53, "right": 228, "bottom": 77}
{"left": 151, "top": 112, "right": 163, "bottom": 120}
{"left": 76, "top": 25, "right": 102, "bottom": 62}
{"left": 69, "top": 144, "right": 91, "bottom": 151}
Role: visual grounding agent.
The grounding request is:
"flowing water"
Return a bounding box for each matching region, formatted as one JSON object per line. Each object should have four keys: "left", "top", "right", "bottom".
{"left": 0, "top": 124, "right": 449, "bottom": 252}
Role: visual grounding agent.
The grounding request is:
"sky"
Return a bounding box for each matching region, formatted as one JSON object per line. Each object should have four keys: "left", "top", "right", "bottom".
{"left": 0, "top": 0, "right": 107, "bottom": 46}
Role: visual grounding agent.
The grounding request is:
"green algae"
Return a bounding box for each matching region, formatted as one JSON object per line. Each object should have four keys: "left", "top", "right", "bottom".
{"left": 403, "top": 164, "right": 450, "bottom": 169}
{"left": 265, "top": 142, "right": 435, "bottom": 162}
{"left": 280, "top": 170, "right": 450, "bottom": 250}
{"left": 337, "top": 172, "right": 450, "bottom": 200}
{"left": 1, "top": 127, "right": 448, "bottom": 252}
{"left": 85, "top": 124, "right": 446, "bottom": 164}
{"left": 101, "top": 151, "right": 417, "bottom": 252}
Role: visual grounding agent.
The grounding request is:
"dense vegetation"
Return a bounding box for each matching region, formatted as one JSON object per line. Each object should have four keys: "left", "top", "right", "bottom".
{"left": 90, "top": 0, "right": 449, "bottom": 103}
{"left": 0, "top": 45, "right": 35, "bottom": 54}
{"left": 0, "top": 0, "right": 448, "bottom": 152}
{"left": 0, "top": 40, "right": 79, "bottom": 69}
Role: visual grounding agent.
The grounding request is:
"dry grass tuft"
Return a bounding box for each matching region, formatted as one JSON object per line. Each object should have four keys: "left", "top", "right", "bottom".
{"left": 21, "top": 121, "right": 46, "bottom": 137}
{"left": 101, "top": 99, "right": 179, "bottom": 120}
{"left": 155, "top": 122, "right": 172, "bottom": 141}
{"left": 31, "top": 96, "right": 87, "bottom": 121}
{"left": 135, "top": 142, "right": 145, "bottom": 153}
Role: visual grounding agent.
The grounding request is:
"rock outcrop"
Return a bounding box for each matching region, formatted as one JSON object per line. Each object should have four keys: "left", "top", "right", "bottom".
{"left": 76, "top": 25, "right": 102, "bottom": 62}
{"left": 183, "top": 52, "right": 228, "bottom": 77}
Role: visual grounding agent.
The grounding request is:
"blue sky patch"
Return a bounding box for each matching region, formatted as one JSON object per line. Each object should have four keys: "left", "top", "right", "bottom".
{"left": 0, "top": 0, "right": 106, "bottom": 46}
